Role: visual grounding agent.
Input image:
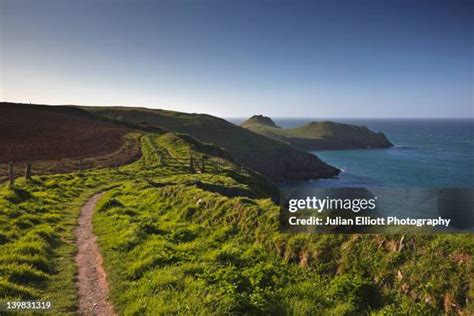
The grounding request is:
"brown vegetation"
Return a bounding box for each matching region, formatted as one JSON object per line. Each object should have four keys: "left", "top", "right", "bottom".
{"left": 0, "top": 103, "right": 135, "bottom": 162}
{"left": 0, "top": 103, "right": 143, "bottom": 178}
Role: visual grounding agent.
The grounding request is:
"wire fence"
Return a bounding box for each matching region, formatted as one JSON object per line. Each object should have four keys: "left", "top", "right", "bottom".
{"left": 2, "top": 139, "right": 247, "bottom": 187}
{"left": 148, "top": 140, "right": 245, "bottom": 175}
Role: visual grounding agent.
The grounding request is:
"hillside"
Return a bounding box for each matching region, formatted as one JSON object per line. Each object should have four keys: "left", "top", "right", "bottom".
{"left": 0, "top": 132, "right": 282, "bottom": 313}
{"left": 0, "top": 102, "right": 146, "bottom": 176}
{"left": 0, "top": 103, "right": 137, "bottom": 162}
{"left": 1, "top": 132, "right": 472, "bottom": 314}
{"left": 241, "top": 115, "right": 394, "bottom": 150}
{"left": 83, "top": 107, "right": 340, "bottom": 182}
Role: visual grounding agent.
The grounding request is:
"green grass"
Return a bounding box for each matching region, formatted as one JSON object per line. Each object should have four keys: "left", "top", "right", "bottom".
{"left": 0, "top": 132, "right": 272, "bottom": 313}
{"left": 0, "top": 175, "right": 109, "bottom": 311}
{"left": 94, "top": 180, "right": 474, "bottom": 314}
{"left": 0, "top": 132, "right": 155, "bottom": 312}
{"left": 1, "top": 131, "right": 472, "bottom": 315}
{"left": 93, "top": 179, "right": 337, "bottom": 314}
{"left": 97, "top": 133, "right": 472, "bottom": 314}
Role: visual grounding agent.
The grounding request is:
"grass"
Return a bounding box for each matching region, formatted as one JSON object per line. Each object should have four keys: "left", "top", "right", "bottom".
{"left": 0, "top": 131, "right": 270, "bottom": 313}
{"left": 0, "top": 132, "right": 151, "bottom": 312}
{"left": 0, "top": 131, "right": 473, "bottom": 314}
{"left": 97, "top": 133, "right": 472, "bottom": 314}
{"left": 1, "top": 176, "right": 100, "bottom": 311}
{"left": 93, "top": 179, "right": 336, "bottom": 314}
{"left": 93, "top": 180, "right": 473, "bottom": 314}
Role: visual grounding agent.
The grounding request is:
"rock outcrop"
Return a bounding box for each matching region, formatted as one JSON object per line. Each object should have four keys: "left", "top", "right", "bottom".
{"left": 241, "top": 115, "right": 281, "bottom": 128}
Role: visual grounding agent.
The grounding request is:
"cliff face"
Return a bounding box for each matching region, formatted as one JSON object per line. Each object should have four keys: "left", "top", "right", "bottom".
{"left": 85, "top": 107, "right": 340, "bottom": 182}
{"left": 241, "top": 118, "right": 394, "bottom": 150}
{"left": 239, "top": 146, "right": 340, "bottom": 181}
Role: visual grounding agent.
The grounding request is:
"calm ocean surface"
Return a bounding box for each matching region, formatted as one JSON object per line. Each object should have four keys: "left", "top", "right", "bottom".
{"left": 230, "top": 118, "right": 474, "bottom": 187}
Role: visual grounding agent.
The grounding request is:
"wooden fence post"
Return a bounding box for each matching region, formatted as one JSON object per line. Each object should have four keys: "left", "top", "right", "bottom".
{"left": 79, "top": 157, "right": 83, "bottom": 175}
{"left": 25, "top": 162, "right": 32, "bottom": 180}
{"left": 158, "top": 153, "right": 163, "bottom": 166}
{"left": 189, "top": 155, "right": 194, "bottom": 172}
{"left": 216, "top": 161, "right": 220, "bottom": 173}
{"left": 201, "top": 155, "right": 205, "bottom": 173}
{"left": 8, "top": 162, "right": 14, "bottom": 187}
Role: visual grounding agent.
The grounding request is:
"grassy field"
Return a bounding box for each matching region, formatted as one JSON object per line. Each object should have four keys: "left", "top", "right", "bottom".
{"left": 1, "top": 131, "right": 473, "bottom": 314}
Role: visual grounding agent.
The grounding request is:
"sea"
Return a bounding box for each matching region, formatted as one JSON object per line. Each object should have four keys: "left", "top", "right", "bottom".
{"left": 229, "top": 118, "right": 474, "bottom": 188}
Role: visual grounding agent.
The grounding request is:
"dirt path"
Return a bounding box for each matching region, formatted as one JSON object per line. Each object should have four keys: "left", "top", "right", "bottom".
{"left": 75, "top": 193, "right": 116, "bottom": 315}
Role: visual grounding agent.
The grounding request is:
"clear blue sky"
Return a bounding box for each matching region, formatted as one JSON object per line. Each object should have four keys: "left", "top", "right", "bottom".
{"left": 1, "top": 0, "right": 472, "bottom": 118}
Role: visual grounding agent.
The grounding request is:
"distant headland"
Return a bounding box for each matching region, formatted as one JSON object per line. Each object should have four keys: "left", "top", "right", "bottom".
{"left": 241, "top": 115, "right": 393, "bottom": 150}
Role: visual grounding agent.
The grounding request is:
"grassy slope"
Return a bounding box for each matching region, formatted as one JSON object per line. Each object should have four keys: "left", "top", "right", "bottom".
{"left": 242, "top": 119, "right": 394, "bottom": 150}
{"left": 0, "top": 131, "right": 472, "bottom": 314}
{"left": 95, "top": 134, "right": 472, "bottom": 314}
{"left": 0, "top": 131, "right": 275, "bottom": 313}
{"left": 0, "top": 132, "right": 148, "bottom": 312}
{"left": 82, "top": 107, "right": 340, "bottom": 181}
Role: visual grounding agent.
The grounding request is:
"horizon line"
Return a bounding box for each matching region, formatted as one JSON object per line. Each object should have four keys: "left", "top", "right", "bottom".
{"left": 1, "top": 100, "right": 473, "bottom": 120}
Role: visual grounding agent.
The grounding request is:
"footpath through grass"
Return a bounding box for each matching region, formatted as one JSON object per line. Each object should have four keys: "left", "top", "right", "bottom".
{"left": 0, "top": 132, "right": 165, "bottom": 312}
{"left": 0, "top": 131, "right": 268, "bottom": 313}
{"left": 0, "top": 132, "right": 473, "bottom": 314}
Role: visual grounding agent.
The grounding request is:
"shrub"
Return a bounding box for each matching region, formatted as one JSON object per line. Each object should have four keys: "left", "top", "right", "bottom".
{"left": 328, "top": 274, "right": 382, "bottom": 312}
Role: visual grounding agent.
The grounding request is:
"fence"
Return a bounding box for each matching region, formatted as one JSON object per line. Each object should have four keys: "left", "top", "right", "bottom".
{"left": 148, "top": 140, "right": 245, "bottom": 175}
{"left": 2, "top": 161, "right": 33, "bottom": 187}
{"left": 2, "top": 142, "right": 247, "bottom": 187}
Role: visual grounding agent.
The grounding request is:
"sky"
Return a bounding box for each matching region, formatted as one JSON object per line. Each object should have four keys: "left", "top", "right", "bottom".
{"left": 0, "top": 0, "right": 472, "bottom": 118}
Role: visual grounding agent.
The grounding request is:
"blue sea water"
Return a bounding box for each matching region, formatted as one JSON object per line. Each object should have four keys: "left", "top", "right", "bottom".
{"left": 232, "top": 118, "right": 474, "bottom": 187}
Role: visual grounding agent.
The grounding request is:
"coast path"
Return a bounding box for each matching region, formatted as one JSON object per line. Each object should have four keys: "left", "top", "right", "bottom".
{"left": 75, "top": 193, "right": 116, "bottom": 315}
